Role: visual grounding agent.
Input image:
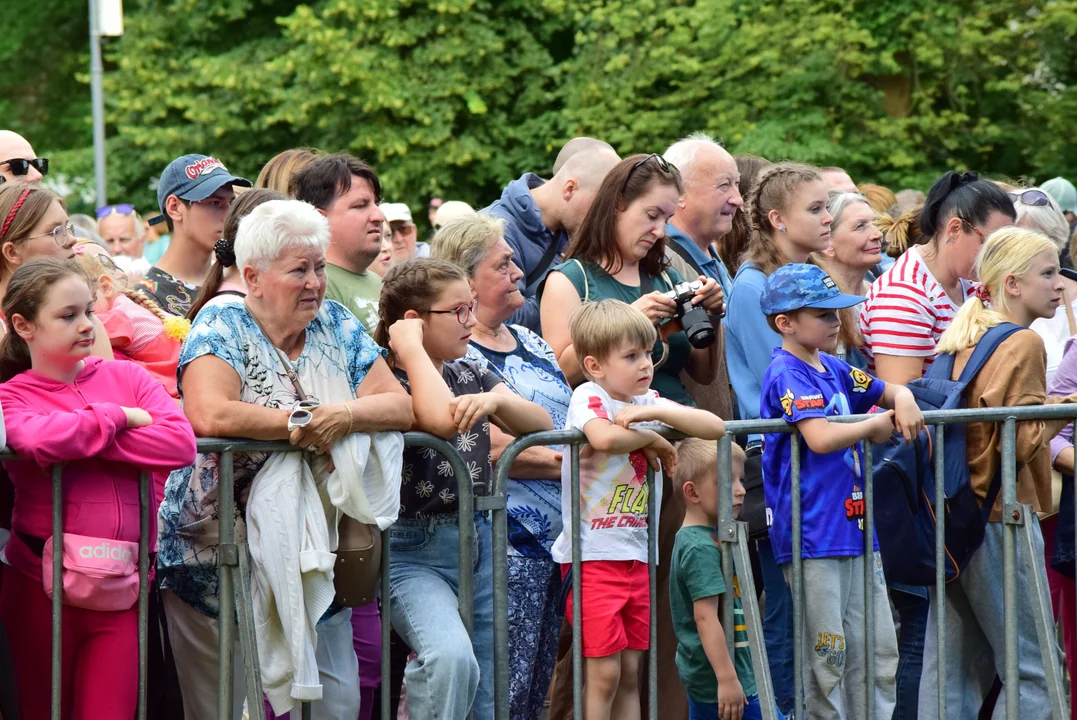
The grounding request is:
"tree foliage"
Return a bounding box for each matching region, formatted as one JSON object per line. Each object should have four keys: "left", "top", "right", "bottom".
{"left": 6, "top": 0, "right": 1077, "bottom": 215}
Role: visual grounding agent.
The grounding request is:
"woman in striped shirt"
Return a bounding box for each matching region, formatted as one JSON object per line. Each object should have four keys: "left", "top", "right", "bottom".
{"left": 859, "top": 172, "right": 1016, "bottom": 385}
{"left": 857, "top": 170, "right": 1015, "bottom": 720}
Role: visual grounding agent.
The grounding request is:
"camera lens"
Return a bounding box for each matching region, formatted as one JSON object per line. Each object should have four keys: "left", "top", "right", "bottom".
{"left": 679, "top": 305, "right": 716, "bottom": 349}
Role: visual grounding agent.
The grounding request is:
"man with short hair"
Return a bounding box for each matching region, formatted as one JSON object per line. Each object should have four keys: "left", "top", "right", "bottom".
{"left": 382, "top": 202, "right": 430, "bottom": 264}
{"left": 551, "top": 136, "right": 613, "bottom": 176}
{"left": 484, "top": 138, "right": 620, "bottom": 332}
{"left": 138, "top": 154, "right": 251, "bottom": 315}
{"left": 292, "top": 154, "right": 386, "bottom": 331}
{"left": 819, "top": 166, "right": 858, "bottom": 193}
{"left": 0, "top": 131, "right": 47, "bottom": 184}
{"left": 98, "top": 204, "right": 152, "bottom": 279}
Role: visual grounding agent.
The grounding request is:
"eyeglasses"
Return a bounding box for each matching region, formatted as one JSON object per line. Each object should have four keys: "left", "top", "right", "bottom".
{"left": 424, "top": 300, "right": 477, "bottom": 325}
{"left": 960, "top": 219, "right": 987, "bottom": 243}
{"left": 26, "top": 222, "right": 75, "bottom": 246}
{"left": 621, "top": 154, "right": 681, "bottom": 194}
{"left": 2, "top": 158, "right": 48, "bottom": 177}
{"left": 1009, "top": 190, "right": 1051, "bottom": 207}
{"left": 390, "top": 223, "right": 416, "bottom": 237}
{"left": 96, "top": 204, "right": 136, "bottom": 219}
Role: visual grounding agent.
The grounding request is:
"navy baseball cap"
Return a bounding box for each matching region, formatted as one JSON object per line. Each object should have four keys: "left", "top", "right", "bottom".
{"left": 760, "top": 264, "right": 866, "bottom": 315}
{"left": 148, "top": 154, "right": 251, "bottom": 226}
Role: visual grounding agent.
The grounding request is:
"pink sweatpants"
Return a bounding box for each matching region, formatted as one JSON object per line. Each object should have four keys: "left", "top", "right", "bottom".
{"left": 0, "top": 562, "right": 138, "bottom": 720}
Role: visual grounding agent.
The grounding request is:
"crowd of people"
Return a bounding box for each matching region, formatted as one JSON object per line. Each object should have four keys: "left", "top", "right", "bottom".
{"left": 0, "top": 125, "right": 1076, "bottom": 720}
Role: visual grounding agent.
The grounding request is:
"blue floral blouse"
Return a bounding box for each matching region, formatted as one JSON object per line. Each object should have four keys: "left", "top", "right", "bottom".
{"left": 157, "top": 299, "right": 386, "bottom": 619}
{"left": 466, "top": 325, "right": 571, "bottom": 559}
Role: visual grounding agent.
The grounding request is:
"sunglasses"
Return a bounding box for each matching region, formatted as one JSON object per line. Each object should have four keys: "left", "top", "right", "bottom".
{"left": 96, "top": 204, "right": 136, "bottom": 219}
{"left": 621, "top": 154, "right": 681, "bottom": 194}
{"left": 1009, "top": 190, "right": 1051, "bottom": 207}
{"left": 424, "top": 300, "right": 477, "bottom": 325}
{"left": 2, "top": 157, "right": 48, "bottom": 177}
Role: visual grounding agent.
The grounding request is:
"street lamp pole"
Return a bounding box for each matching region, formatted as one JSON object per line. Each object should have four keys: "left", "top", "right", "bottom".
{"left": 89, "top": 0, "right": 107, "bottom": 208}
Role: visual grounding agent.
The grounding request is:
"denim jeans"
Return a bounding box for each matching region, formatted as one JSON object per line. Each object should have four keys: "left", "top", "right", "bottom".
{"left": 687, "top": 694, "right": 784, "bottom": 720}
{"left": 918, "top": 517, "right": 1052, "bottom": 718}
{"left": 890, "top": 586, "right": 928, "bottom": 720}
{"left": 388, "top": 513, "right": 494, "bottom": 720}
{"left": 756, "top": 536, "right": 795, "bottom": 715}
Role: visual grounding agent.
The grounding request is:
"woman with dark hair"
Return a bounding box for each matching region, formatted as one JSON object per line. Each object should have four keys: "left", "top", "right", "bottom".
{"left": 185, "top": 188, "right": 287, "bottom": 320}
{"left": 858, "top": 171, "right": 1016, "bottom": 719}
{"left": 722, "top": 155, "right": 772, "bottom": 276}
{"left": 540, "top": 154, "right": 725, "bottom": 405}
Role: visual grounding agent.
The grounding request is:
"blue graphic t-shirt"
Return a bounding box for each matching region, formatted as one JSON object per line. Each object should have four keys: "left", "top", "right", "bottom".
{"left": 466, "top": 325, "right": 571, "bottom": 558}
{"left": 760, "top": 348, "right": 885, "bottom": 565}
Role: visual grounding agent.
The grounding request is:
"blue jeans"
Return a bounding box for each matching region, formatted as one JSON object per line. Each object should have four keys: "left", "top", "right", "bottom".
{"left": 687, "top": 694, "right": 782, "bottom": 720}
{"left": 890, "top": 586, "right": 928, "bottom": 720}
{"left": 388, "top": 513, "right": 494, "bottom": 720}
{"left": 757, "top": 536, "right": 795, "bottom": 715}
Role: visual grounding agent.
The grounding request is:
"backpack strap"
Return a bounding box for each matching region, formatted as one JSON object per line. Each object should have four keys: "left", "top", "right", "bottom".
{"left": 955, "top": 322, "right": 1024, "bottom": 384}
{"left": 525, "top": 234, "right": 564, "bottom": 293}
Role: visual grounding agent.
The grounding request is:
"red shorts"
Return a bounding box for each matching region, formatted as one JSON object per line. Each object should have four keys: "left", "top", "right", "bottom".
{"left": 561, "top": 560, "right": 650, "bottom": 657}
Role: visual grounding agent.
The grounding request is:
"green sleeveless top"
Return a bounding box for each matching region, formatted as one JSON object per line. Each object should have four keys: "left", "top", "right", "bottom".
{"left": 552, "top": 259, "right": 695, "bottom": 406}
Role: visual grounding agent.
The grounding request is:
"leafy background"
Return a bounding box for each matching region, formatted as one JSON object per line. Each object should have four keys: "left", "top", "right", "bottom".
{"left": 5, "top": 0, "right": 1077, "bottom": 224}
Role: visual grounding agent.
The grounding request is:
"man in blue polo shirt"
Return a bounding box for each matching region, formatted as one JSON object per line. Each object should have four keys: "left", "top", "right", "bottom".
{"left": 662, "top": 133, "right": 741, "bottom": 298}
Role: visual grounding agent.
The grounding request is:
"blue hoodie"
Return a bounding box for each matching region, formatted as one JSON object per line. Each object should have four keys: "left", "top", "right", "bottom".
{"left": 483, "top": 173, "right": 567, "bottom": 334}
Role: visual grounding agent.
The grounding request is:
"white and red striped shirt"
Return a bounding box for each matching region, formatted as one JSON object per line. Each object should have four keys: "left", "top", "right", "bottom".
{"left": 858, "top": 246, "right": 975, "bottom": 373}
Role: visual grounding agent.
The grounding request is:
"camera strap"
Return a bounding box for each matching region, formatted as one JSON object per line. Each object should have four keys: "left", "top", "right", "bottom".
{"left": 638, "top": 270, "right": 670, "bottom": 371}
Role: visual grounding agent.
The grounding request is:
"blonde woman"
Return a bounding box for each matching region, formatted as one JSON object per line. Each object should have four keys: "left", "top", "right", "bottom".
{"left": 920, "top": 227, "right": 1077, "bottom": 717}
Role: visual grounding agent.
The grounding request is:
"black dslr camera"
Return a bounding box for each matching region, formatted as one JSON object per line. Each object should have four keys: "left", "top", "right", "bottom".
{"left": 663, "top": 280, "right": 716, "bottom": 349}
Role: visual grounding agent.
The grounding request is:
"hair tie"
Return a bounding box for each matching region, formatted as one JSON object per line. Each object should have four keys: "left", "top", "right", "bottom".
{"left": 214, "top": 238, "right": 236, "bottom": 268}
{"left": 974, "top": 284, "right": 991, "bottom": 305}
{"left": 0, "top": 189, "right": 32, "bottom": 240}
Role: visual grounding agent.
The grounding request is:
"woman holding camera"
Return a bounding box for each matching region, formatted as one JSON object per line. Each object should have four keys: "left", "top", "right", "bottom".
{"left": 540, "top": 154, "right": 723, "bottom": 405}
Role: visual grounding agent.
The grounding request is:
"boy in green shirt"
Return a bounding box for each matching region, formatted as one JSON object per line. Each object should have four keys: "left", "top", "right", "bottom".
{"left": 670, "top": 438, "right": 777, "bottom": 720}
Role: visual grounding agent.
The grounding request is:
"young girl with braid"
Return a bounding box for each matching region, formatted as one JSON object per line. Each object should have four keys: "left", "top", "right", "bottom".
{"left": 74, "top": 241, "right": 190, "bottom": 399}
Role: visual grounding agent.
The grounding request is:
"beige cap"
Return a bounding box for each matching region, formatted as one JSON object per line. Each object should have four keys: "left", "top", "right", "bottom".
{"left": 381, "top": 202, "right": 413, "bottom": 224}
{"left": 433, "top": 200, "right": 477, "bottom": 230}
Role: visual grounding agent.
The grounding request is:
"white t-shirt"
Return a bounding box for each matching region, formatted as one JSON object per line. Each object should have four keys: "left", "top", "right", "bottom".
{"left": 1031, "top": 300, "right": 1077, "bottom": 387}
{"left": 858, "top": 246, "right": 975, "bottom": 373}
{"left": 550, "top": 381, "right": 671, "bottom": 564}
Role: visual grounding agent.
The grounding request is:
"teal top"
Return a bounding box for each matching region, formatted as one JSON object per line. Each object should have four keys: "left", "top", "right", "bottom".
{"left": 553, "top": 259, "right": 694, "bottom": 406}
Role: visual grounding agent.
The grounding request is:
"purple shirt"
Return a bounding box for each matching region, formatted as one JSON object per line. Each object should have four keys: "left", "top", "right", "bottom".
{"left": 1049, "top": 336, "right": 1077, "bottom": 463}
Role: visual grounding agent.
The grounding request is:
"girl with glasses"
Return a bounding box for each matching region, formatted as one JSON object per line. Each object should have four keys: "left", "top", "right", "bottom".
{"left": 373, "top": 258, "right": 553, "bottom": 720}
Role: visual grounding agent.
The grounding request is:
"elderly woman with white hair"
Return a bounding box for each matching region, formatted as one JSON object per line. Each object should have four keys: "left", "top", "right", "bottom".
{"left": 1015, "top": 187, "right": 1077, "bottom": 384}
{"left": 157, "top": 199, "right": 412, "bottom": 720}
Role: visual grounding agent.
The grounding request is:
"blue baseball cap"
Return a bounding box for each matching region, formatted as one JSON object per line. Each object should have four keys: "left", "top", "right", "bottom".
{"left": 760, "top": 264, "right": 866, "bottom": 315}
{"left": 148, "top": 154, "right": 251, "bottom": 225}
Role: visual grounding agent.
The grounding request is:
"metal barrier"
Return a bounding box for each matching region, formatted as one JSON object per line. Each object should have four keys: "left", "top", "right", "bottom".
{"left": 495, "top": 405, "right": 1077, "bottom": 720}
{"left": 17, "top": 405, "right": 1077, "bottom": 719}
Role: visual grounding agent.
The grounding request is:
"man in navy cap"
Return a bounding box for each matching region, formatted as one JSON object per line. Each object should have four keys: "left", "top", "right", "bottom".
{"left": 137, "top": 154, "right": 251, "bottom": 315}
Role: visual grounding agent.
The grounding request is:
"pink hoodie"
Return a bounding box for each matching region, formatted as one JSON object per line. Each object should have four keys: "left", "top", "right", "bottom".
{"left": 0, "top": 357, "right": 196, "bottom": 573}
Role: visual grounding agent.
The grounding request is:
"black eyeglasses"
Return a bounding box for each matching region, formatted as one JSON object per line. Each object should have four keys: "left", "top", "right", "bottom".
{"left": 1009, "top": 190, "right": 1051, "bottom": 207}
{"left": 423, "top": 300, "right": 477, "bottom": 325}
{"left": 2, "top": 158, "right": 48, "bottom": 177}
{"left": 621, "top": 154, "right": 681, "bottom": 194}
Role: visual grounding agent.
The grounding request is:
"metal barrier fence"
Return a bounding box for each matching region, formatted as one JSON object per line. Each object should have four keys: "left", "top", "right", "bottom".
{"left": 16, "top": 405, "right": 1077, "bottom": 719}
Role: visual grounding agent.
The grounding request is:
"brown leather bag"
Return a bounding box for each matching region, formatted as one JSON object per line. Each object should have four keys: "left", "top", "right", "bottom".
{"left": 333, "top": 515, "right": 382, "bottom": 607}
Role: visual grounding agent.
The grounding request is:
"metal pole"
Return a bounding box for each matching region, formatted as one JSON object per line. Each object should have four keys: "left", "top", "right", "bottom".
{"left": 1001, "top": 418, "right": 1018, "bottom": 719}
{"left": 862, "top": 443, "right": 875, "bottom": 720}
{"left": 218, "top": 451, "right": 236, "bottom": 719}
{"left": 647, "top": 466, "right": 658, "bottom": 720}
{"left": 381, "top": 528, "right": 391, "bottom": 720}
{"left": 718, "top": 438, "right": 735, "bottom": 662}
{"left": 790, "top": 431, "right": 804, "bottom": 718}
{"left": 138, "top": 471, "right": 150, "bottom": 720}
{"left": 88, "top": 0, "right": 107, "bottom": 208}
{"left": 570, "top": 443, "right": 583, "bottom": 720}
{"left": 934, "top": 424, "right": 947, "bottom": 720}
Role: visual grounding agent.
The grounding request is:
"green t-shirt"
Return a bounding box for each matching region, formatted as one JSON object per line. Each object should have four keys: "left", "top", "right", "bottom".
{"left": 669, "top": 525, "right": 757, "bottom": 702}
{"left": 552, "top": 259, "right": 694, "bottom": 406}
{"left": 324, "top": 263, "right": 382, "bottom": 332}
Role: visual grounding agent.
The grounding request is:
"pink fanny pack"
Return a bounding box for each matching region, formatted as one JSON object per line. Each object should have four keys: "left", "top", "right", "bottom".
{"left": 42, "top": 533, "right": 140, "bottom": 612}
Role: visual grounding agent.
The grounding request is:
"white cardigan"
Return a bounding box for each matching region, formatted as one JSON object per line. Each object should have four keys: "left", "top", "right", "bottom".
{"left": 247, "top": 430, "right": 404, "bottom": 715}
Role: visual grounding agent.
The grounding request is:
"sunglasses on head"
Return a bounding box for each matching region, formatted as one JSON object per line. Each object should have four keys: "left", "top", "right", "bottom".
{"left": 96, "top": 204, "right": 136, "bottom": 219}
{"left": 621, "top": 154, "right": 681, "bottom": 194}
{"left": 2, "top": 157, "right": 48, "bottom": 177}
{"left": 1009, "top": 189, "right": 1051, "bottom": 207}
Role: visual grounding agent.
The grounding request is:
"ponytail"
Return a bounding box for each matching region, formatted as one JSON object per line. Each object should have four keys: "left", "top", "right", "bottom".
{"left": 877, "top": 207, "right": 926, "bottom": 258}
{"left": 936, "top": 227, "right": 1059, "bottom": 354}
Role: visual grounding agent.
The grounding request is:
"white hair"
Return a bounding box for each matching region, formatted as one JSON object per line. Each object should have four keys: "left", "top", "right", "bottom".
{"left": 234, "top": 199, "right": 330, "bottom": 271}
{"left": 663, "top": 132, "right": 725, "bottom": 183}
{"left": 1014, "top": 187, "right": 1070, "bottom": 250}
{"left": 826, "top": 190, "right": 872, "bottom": 230}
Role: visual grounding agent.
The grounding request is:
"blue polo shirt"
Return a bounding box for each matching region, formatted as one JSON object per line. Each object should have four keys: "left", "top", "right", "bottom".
{"left": 665, "top": 223, "right": 733, "bottom": 298}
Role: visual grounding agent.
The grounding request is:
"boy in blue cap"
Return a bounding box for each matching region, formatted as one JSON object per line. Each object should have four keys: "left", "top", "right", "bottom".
{"left": 759, "top": 264, "right": 922, "bottom": 718}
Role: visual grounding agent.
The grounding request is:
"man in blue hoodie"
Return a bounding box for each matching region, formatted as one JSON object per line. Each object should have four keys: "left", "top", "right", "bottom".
{"left": 483, "top": 138, "right": 620, "bottom": 333}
